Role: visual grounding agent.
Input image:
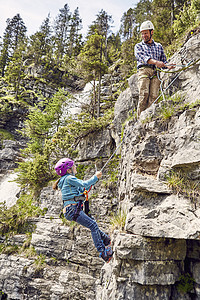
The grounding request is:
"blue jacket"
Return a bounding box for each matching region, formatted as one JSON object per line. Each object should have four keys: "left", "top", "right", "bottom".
{"left": 58, "top": 173, "right": 98, "bottom": 207}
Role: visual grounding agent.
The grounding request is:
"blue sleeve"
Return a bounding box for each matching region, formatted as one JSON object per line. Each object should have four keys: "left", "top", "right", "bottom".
{"left": 67, "top": 175, "right": 98, "bottom": 190}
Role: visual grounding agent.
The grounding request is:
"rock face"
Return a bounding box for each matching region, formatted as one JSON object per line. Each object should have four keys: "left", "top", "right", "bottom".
{"left": 1, "top": 32, "right": 200, "bottom": 299}
{"left": 96, "top": 32, "right": 200, "bottom": 300}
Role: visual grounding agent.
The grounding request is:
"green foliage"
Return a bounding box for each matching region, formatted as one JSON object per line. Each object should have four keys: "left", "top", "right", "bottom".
{"left": 33, "top": 254, "right": 46, "bottom": 271}
{"left": 76, "top": 164, "right": 90, "bottom": 180}
{"left": 173, "top": 0, "right": 200, "bottom": 37}
{"left": 0, "top": 193, "right": 46, "bottom": 237}
{"left": 110, "top": 209, "right": 127, "bottom": 232}
{"left": 0, "top": 94, "right": 25, "bottom": 125}
{"left": 166, "top": 169, "right": 200, "bottom": 205}
{"left": 177, "top": 273, "right": 195, "bottom": 293}
{"left": 0, "top": 243, "right": 19, "bottom": 255}
{"left": 159, "top": 103, "right": 175, "bottom": 120}
{"left": 23, "top": 246, "right": 37, "bottom": 258}
{"left": 51, "top": 108, "right": 114, "bottom": 158}
{"left": 15, "top": 154, "right": 54, "bottom": 190}
{"left": 0, "top": 129, "right": 14, "bottom": 142}
{"left": 142, "top": 94, "right": 200, "bottom": 124}
{"left": 20, "top": 89, "right": 71, "bottom": 154}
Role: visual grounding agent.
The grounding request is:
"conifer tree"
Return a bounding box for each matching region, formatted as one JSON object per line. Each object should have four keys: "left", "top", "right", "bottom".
{"left": 5, "top": 40, "right": 27, "bottom": 99}
{"left": 120, "top": 8, "right": 135, "bottom": 41}
{"left": 84, "top": 10, "right": 112, "bottom": 117}
{"left": 78, "top": 32, "right": 108, "bottom": 118}
{"left": 53, "top": 4, "right": 71, "bottom": 65}
{"left": 68, "top": 7, "right": 83, "bottom": 57}
{"left": 0, "top": 14, "right": 27, "bottom": 76}
{"left": 28, "top": 14, "right": 53, "bottom": 65}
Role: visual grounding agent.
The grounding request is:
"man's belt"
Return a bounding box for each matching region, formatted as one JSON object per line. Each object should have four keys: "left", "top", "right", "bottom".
{"left": 138, "top": 65, "right": 156, "bottom": 70}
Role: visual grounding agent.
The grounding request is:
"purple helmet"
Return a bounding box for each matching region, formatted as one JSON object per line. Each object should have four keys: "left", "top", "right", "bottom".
{"left": 55, "top": 158, "right": 74, "bottom": 176}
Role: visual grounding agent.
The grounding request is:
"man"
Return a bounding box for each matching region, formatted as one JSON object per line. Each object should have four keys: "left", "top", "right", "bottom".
{"left": 134, "top": 20, "right": 174, "bottom": 118}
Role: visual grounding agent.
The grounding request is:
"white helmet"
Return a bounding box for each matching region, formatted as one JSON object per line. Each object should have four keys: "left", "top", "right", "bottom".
{"left": 140, "top": 21, "right": 154, "bottom": 32}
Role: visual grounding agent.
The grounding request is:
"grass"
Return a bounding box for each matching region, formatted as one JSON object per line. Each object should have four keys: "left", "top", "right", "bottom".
{"left": 166, "top": 169, "right": 200, "bottom": 206}
{"left": 159, "top": 103, "right": 175, "bottom": 120}
{"left": 0, "top": 193, "right": 47, "bottom": 237}
{"left": 110, "top": 209, "right": 127, "bottom": 232}
{"left": 142, "top": 93, "right": 200, "bottom": 124}
{"left": 0, "top": 129, "right": 15, "bottom": 142}
{"left": 0, "top": 243, "right": 19, "bottom": 255}
{"left": 33, "top": 254, "right": 46, "bottom": 271}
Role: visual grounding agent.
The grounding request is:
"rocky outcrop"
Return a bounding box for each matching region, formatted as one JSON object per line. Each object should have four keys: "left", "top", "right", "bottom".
{"left": 97, "top": 32, "right": 200, "bottom": 300}
{"left": 0, "top": 33, "right": 200, "bottom": 299}
{"left": 0, "top": 140, "right": 24, "bottom": 174}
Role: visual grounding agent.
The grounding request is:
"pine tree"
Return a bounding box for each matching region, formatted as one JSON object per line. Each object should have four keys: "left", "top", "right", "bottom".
{"left": 78, "top": 32, "right": 108, "bottom": 118}
{"left": 120, "top": 8, "right": 135, "bottom": 41}
{"left": 28, "top": 14, "right": 53, "bottom": 65}
{"left": 0, "top": 14, "right": 27, "bottom": 76}
{"left": 4, "top": 40, "right": 27, "bottom": 99}
{"left": 68, "top": 7, "right": 83, "bottom": 57}
{"left": 53, "top": 4, "right": 71, "bottom": 65}
{"left": 84, "top": 10, "right": 113, "bottom": 117}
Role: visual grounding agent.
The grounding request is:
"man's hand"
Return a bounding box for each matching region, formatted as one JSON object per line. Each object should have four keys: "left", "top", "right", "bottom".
{"left": 155, "top": 60, "right": 166, "bottom": 68}
{"left": 166, "top": 64, "right": 176, "bottom": 70}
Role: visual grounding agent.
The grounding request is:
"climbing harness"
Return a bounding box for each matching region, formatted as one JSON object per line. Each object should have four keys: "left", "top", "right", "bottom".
{"left": 71, "top": 186, "right": 93, "bottom": 221}
{"left": 138, "top": 69, "right": 158, "bottom": 80}
{"left": 83, "top": 186, "right": 92, "bottom": 216}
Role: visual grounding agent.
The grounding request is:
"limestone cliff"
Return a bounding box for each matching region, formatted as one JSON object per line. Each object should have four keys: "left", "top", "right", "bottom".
{"left": 0, "top": 33, "right": 200, "bottom": 300}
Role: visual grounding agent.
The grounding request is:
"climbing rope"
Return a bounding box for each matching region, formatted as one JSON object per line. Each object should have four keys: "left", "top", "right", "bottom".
{"left": 157, "top": 57, "right": 200, "bottom": 74}
{"left": 153, "top": 59, "right": 195, "bottom": 105}
{"left": 100, "top": 132, "right": 129, "bottom": 172}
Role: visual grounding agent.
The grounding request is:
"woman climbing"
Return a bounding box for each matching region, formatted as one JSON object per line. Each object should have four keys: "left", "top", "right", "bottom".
{"left": 53, "top": 157, "right": 113, "bottom": 263}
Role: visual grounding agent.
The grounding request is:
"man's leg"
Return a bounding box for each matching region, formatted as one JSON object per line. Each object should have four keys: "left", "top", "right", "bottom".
{"left": 148, "top": 74, "right": 160, "bottom": 107}
{"left": 137, "top": 68, "right": 151, "bottom": 118}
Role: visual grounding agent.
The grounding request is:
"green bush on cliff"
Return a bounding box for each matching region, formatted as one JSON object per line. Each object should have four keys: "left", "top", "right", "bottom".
{"left": 166, "top": 169, "right": 200, "bottom": 205}
{"left": 16, "top": 108, "right": 114, "bottom": 193}
{"left": 173, "top": 0, "right": 200, "bottom": 37}
{"left": 110, "top": 209, "right": 127, "bottom": 232}
{"left": 15, "top": 153, "right": 54, "bottom": 191}
{"left": 0, "top": 193, "right": 47, "bottom": 237}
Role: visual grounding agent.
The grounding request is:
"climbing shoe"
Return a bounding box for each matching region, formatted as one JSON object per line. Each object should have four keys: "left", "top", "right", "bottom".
{"left": 99, "top": 246, "right": 113, "bottom": 263}
{"left": 103, "top": 236, "right": 111, "bottom": 246}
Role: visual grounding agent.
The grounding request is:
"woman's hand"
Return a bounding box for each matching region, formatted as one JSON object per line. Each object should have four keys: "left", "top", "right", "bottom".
{"left": 95, "top": 171, "right": 102, "bottom": 179}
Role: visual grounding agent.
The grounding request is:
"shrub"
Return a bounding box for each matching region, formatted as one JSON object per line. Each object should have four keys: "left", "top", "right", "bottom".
{"left": 0, "top": 193, "right": 46, "bottom": 237}
{"left": 110, "top": 209, "right": 127, "bottom": 232}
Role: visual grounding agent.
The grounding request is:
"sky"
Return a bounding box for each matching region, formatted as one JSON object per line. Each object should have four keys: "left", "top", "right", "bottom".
{"left": 0, "top": 0, "right": 138, "bottom": 38}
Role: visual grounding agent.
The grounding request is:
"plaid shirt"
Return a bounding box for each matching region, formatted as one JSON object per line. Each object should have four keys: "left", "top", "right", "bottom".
{"left": 134, "top": 39, "right": 167, "bottom": 69}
